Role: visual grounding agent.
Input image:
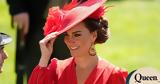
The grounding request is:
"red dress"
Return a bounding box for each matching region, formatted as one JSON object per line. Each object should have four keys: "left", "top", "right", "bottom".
{"left": 28, "top": 57, "right": 128, "bottom": 84}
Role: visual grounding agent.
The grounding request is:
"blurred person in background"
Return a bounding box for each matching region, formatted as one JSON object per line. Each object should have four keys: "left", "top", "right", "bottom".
{"left": 0, "top": 33, "right": 12, "bottom": 73}
{"left": 6, "top": 0, "right": 71, "bottom": 84}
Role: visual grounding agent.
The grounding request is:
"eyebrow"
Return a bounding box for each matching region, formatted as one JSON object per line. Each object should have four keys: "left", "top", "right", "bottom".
{"left": 64, "top": 31, "right": 82, "bottom": 36}
{"left": 72, "top": 31, "right": 81, "bottom": 34}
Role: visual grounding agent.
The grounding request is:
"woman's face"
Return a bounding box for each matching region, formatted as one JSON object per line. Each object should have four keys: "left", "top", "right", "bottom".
{"left": 64, "top": 22, "right": 97, "bottom": 57}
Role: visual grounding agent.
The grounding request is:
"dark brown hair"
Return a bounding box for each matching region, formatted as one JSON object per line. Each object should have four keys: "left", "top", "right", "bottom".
{"left": 83, "top": 18, "right": 109, "bottom": 44}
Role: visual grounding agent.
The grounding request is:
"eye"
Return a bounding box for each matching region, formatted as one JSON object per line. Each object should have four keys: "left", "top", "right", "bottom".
{"left": 74, "top": 33, "right": 81, "bottom": 37}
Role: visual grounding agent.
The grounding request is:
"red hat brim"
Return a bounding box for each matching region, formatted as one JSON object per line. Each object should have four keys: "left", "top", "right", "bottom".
{"left": 44, "top": 0, "right": 107, "bottom": 36}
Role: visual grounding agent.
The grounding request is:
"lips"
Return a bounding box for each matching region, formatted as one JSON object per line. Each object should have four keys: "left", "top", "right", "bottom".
{"left": 70, "top": 46, "right": 80, "bottom": 50}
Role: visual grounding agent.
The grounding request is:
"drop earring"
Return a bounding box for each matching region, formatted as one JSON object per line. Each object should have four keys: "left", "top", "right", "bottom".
{"left": 88, "top": 42, "right": 96, "bottom": 56}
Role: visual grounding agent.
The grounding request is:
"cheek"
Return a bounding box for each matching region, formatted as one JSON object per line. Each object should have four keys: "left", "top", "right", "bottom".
{"left": 0, "top": 51, "right": 7, "bottom": 60}
{"left": 0, "top": 54, "right": 2, "bottom": 61}
{"left": 0, "top": 54, "right": 3, "bottom": 62}
{"left": 79, "top": 37, "right": 91, "bottom": 50}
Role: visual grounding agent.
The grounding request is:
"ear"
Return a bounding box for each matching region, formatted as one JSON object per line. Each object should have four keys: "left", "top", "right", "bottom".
{"left": 91, "top": 31, "right": 97, "bottom": 42}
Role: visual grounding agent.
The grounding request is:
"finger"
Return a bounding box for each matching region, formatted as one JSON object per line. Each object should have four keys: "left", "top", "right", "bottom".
{"left": 39, "top": 32, "right": 59, "bottom": 48}
{"left": 13, "top": 15, "right": 22, "bottom": 29}
{"left": 48, "top": 38, "right": 55, "bottom": 47}
{"left": 17, "top": 21, "right": 23, "bottom": 29}
{"left": 43, "top": 32, "right": 58, "bottom": 43}
{"left": 23, "top": 14, "right": 29, "bottom": 35}
{"left": 23, "top": 19, "right": 29, "bottom": 35}
{"left": 40, "top": 35, "right": 56, "bottom": 46}
{"left": 46, "top": 32, "right": 59, "bottom": 38}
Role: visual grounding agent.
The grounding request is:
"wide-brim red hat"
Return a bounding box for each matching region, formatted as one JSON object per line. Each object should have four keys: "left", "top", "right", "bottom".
{"left": 44, "top": 0, "right": 107, "bottom": 36}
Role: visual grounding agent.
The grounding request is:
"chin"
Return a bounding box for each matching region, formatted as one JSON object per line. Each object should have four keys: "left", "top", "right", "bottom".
{"left": 70, "top": 52, "right": 80, "bottom": 57}
{"left": 71, "top": 53, "right": 78, "bottom": 57}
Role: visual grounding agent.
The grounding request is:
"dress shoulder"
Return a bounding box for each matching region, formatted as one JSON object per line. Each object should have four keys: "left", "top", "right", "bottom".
{"left": 107, "top": 67, "right": 128, "bottom": 84}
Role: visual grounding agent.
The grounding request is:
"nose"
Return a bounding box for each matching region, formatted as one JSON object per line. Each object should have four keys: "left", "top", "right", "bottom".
{"left": 1, "top": 50, "right": 8, "bottom": 60}
{"left": 65, "top": 35, "right": 76, "bottom": 44}
{"left": 3, "top": 51, "right": 8, "bottom": 59}
{"left": 67, "top": 37, "right": 76, "bottom": 44}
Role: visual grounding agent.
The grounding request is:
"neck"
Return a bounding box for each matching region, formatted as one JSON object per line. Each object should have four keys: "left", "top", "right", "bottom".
{"left": 74, "top": 55, "right": 98, "bottom": 69}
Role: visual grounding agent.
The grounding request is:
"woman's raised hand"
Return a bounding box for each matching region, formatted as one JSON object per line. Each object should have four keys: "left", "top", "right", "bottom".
{"left": 38, "top": 32, "right": 59, "bottom": 67}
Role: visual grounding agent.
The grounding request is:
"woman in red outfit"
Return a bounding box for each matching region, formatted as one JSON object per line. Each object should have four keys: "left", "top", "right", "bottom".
{"left": 28, "top": 0, "right": 128, "bottom": 84}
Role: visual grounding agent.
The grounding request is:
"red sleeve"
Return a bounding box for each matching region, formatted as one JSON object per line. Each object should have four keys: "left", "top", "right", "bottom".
{"left": 107, "top": 68, "right": 128, "bottom": 84}
{"left": 28, "top": 58, "right": 58, "bottom": 84}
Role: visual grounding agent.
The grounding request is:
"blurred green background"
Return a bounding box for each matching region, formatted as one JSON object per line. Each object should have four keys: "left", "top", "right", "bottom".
{"left": 0, "top": 0, "right": 160, "bottom": 83}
